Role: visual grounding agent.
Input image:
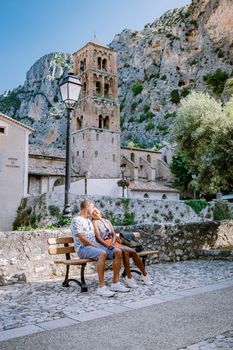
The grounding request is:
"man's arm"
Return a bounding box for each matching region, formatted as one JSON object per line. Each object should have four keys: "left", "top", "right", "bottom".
{"left": 76, "top": 232, "right": 98, "bottom": 248}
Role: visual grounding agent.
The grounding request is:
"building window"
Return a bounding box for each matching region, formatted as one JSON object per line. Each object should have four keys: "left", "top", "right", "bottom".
{"left": 140, "top": 165, "right": 143, "bottom": 171}
{"left": 83, "top": 133, "right": 85, "bottom": 139}
{"left": 102, "top": 58, "right": 107, "bottom": 71}
{"left": 144, "top": 193, "right": 149, "bottom": 198}
{"left": 97, "top": 57, "right": 102, "bottom": 70}
{"left": 96, "top": 81, "right": 101, "bottom": 94}
{"left": 163, "top": 155, "right": 167, "bottom": 163}
{"left": 96, "top": 133, "right": 99, "bottom": 141}
{"left": 147, "top": 155, "right": 151, "bottom": 163}
{"left": 77, "top": 151, "right": 79, "bottom": 156}
{"left": 95, "top": 151, "right": 98, "bottom": 157}
{"left": 72, "top": 155, "right": 74, "bottom": 163}
{"left": 83, "top": 151, "right": 85, "bottom": 158}
{"left": 131, "top": 153, "right": 135, "bottom": 162}
{"left": 83, "top": 82, "right": 86, "bottom": 94}
{"left": 77, "top": 117, "right": 82, "bottom": 130}
{"left": 73, "top": 136, "right": 75, "bottom": 143}
{"left": 113, "top": 154, "right": 116, "bottom": 162}
{"left": 162, "top": 194, "right": 167, "bottom": 200}
{"left": 99, "top": 115, "right": 103, "bottom": 128}
{"left": 112, "top": 137, "right": 114, "bottom": 144}
{"left": 104, "top": 83, "right": 109, "bottom": 97}
{"left": 0, "top": 127, "right": 5, "bottom": 134}
{"left": 103, "top": 116, "right": 109, "bottom": 129}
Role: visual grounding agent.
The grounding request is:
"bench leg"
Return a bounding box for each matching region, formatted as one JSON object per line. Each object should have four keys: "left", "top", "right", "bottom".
{"left": 80, "top": 263, "right": 88, "bottom": 292}
{"left": 121, "top": 256, "right": 148, "bottom": 277}
{"left": 62, "top": 265, "right": 70, "bottom": 287}
{"left": 62, "top": 264, "right": 88, "bottom": 293}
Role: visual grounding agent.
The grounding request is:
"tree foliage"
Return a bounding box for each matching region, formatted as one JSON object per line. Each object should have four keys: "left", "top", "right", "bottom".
{"left": 172, "top": 92, "right": 233, "bottom": 194}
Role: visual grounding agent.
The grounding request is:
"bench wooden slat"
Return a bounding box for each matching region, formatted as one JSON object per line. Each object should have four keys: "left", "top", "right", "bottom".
{"left": 138, "top": 250, "right": 159, "bottom": 257}
{"left": 48, "top": 246, "right": 75, "bottom": 255}
{"left": 48, "top": 237, "right": 74, "bottom": 245}
{"left": 54, "top": 258, "right": 95, "bottom": 265}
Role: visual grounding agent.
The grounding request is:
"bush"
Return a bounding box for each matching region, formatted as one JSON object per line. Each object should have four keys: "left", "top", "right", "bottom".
{"left": 170, "top": 89, "right": 180, "bottom": 104}
{"left": 48, "top": 205, "right": 61, "bottom": 217}
{"left": 131, "top": 101, "right": 137, "bottom": 112}
{"left": 164, "top": 112, "right": 177, "bottom": 119}
{"left": 203, "top": 69, "right": 229, "bottom": 95}
{"left": 143, "top": 104, "right": 150, "bottom": 113}
{"left": 213, "top": 201, "right": 232, "bottom": 221}
{"left": 132, "top": 82, "right": 143, "bottom": 96}
{"left": 185, "top": 200, "right": 208, "bottom": 214}
{"left": 145, "top": 121, "right": 154, "bottom": 131}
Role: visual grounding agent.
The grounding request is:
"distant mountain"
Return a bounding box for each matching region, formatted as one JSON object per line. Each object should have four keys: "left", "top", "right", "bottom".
{"left": 0, "top": 0, "right": 232, "bottom": 149}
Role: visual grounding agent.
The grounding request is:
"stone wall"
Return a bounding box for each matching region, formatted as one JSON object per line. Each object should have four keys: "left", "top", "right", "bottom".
{"left": 1, "top": 220, "right": 233, "bottom": 286}
{"left": 13, "top": 192, "right": 215, "bottom": 229}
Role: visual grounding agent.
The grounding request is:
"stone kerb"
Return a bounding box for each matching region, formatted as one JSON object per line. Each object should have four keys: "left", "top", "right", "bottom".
{"left": 1, "top": 220, "right": 233, "bottom": 286}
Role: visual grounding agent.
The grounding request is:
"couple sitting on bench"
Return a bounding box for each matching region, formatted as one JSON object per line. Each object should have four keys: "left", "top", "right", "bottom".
{"left": 70, "top": 199, "right": 153, "bottom": 297}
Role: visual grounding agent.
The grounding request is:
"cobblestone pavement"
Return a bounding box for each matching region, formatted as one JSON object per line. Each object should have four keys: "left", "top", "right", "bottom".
{"left": 179, "top": 330, "right": 233, "bottom": 349}
{"left": 1, "top": 260, "right": 233, "bottom": 334}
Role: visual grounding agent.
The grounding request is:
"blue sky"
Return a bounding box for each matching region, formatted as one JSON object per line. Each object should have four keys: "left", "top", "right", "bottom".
{"left": 0, "top": 0, "right": 190, "bottom": 94}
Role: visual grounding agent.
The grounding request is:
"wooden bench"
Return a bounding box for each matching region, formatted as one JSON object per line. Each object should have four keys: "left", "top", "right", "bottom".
{"left": 48, "top": 236, "right": 159, "bottom": 292}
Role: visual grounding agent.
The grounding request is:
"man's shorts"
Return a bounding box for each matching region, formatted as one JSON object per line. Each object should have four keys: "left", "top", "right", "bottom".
{"left": 78, "top": 244, "right": 117, "bottom": 260}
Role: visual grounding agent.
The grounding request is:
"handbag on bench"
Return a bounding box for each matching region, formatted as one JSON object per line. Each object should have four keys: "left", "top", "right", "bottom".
{"left": 119, "top": 232, "right": 143, "bottom": 252}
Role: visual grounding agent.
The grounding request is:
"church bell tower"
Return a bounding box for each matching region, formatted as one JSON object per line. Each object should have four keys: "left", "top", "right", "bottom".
{"left": 72, "top": 37, "right": 121, "bottom": 179}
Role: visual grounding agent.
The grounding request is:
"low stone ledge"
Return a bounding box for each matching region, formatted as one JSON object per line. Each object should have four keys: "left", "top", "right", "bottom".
{"left": 1, "top": 220, "right": 233, "bottom": 285}
{"left": 196, "top": 249, "right": 233, "bottom": 260}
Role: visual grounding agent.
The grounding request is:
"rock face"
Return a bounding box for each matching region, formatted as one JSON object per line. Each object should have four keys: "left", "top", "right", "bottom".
{"left": 110, "top": 0, "right": 233, "bottom": 147}
{"left": 0, "top": 53, "right": 72, "bottom": 148}
{"left": 0, "top": 0, "right": 233, "bottom": 148}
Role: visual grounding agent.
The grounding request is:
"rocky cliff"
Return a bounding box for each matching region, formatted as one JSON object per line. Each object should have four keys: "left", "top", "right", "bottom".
{"left": 0, "top": 0, "right": 232, "bottom": 149}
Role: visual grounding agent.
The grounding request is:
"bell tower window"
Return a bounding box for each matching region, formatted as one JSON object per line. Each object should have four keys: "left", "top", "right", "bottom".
{"left": 104, "top": 116, "right": 109, "bottom": 129}
{"left": 97, "top": 57, "right": 102, "bottom": 70}
{"left": 99, "top": 115, "right": 103, "bottom": 128}
{"left": 104, "top": 83, "right": 109, "bottom": 97}
{"left": 102, "top": 59, "right": 107, "bottom": 71}
{"left": 96, "top": 81, "right": 101, "bottom": 95}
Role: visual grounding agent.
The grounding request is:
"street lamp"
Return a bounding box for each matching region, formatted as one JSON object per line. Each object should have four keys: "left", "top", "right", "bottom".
{"left": 120, "top": 163, "right": 126, "bottom": 198}
{"left": 59, "top": 73, "right": 82, "bottom": 217}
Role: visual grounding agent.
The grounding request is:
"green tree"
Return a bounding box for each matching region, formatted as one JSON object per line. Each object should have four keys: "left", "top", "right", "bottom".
{"left": 173, "top": 92, "right": 233, "bottom": 193}
{"left": 170, "top": 150, "right": 193, "bottom": 194}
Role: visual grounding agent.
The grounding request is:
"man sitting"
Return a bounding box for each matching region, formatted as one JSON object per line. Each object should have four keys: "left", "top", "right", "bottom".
{"left": 70, "top": 199, "right": 129, "bottom": 297}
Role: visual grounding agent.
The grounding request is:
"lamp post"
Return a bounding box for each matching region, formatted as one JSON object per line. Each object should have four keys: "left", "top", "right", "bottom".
{"left": 59, "top": 73, "right": 82, "bottom": 217}
{"left": 120, "top": 163, "right": 126, "bottom": 198}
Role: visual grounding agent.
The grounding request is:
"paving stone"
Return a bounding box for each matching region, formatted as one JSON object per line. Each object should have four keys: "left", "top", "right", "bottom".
{"left": 0, "top": 325, "right": 42, "bottom": 341}
{"left": 38, "top": 317, "right": 79, "bottom": 330}
{"left": 70, "top": 310, "right": 113, "bottom": 322}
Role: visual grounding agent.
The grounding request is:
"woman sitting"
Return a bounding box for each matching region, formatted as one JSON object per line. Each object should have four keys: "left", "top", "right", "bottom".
{"left": 91, "top": 207, "right": 153, "bottom": 287}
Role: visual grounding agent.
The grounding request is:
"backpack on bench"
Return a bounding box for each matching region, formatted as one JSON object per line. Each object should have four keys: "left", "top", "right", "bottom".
{"left": 119, "top": 232, "right": 143, "bottom": 252}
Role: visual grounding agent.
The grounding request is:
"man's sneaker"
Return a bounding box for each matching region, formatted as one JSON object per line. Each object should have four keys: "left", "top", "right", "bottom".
{"left": 141, "top": 274, "right": 153, "bottom": 286}
{"left": 110, "top": 282, "right": 130, "bottom": 293}
{"left": 124, "top": 276, "right": 137, "bottom": 288}
{"left": 96, "top": 286, "right": 115, "bottom": 297}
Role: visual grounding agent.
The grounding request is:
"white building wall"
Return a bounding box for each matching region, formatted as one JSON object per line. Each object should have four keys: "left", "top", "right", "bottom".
{"left": 55, "top": 178, "right": 122, "bottom": 197}
{"left": 128, "top": 190, "right": 179, "bottom": 201}
{"left": 0, "top": 119, "right": 30, "bottom": 231}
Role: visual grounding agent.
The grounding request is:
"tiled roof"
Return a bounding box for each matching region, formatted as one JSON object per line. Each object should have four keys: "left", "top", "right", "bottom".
{"left": 129, "top": 181, "right": 179, "bottom": 193}
{"left": 28, "top": 165, "right": 65, "bottom": 176}
{"left": 29, "top": 145, "right": 65, "bottom": 159}
{"left": 0, "top": 112, "right": 34, "bottom": 132}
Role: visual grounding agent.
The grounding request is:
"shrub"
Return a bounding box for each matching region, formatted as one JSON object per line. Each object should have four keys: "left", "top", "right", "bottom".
{"left": 203, "top": 69, "right": 229, "bottom": 95}
{"left": 139, "top": 113, "right": 147, "bottom": 123}
{"left": 213, "top": 201, "right": 232, "bottom": 221}
{"left": 170, "top": 89, "right": 180, "bottom": 104}
{"left": 145, "top": 121, "right": 154, "bottom": 131}
{"left": 131, "top": 101, "right": 137, "bottom": 112}
{"left": 48, "top": 205, "right": 61, "bottom": 217}
{"left": 185, "top": 200, "right": 208, "bottom": 214}
{"left": 143, "top": 104, "right": 150, "bottom": 113}
{"left": 181, "top": 87, "right": 190, "bottom": 98}
{"left": 164, "top": 111, "right": 177, "bottom": 119}
{"left": 132, "top": 82, "right": 143, "bottom": 96}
